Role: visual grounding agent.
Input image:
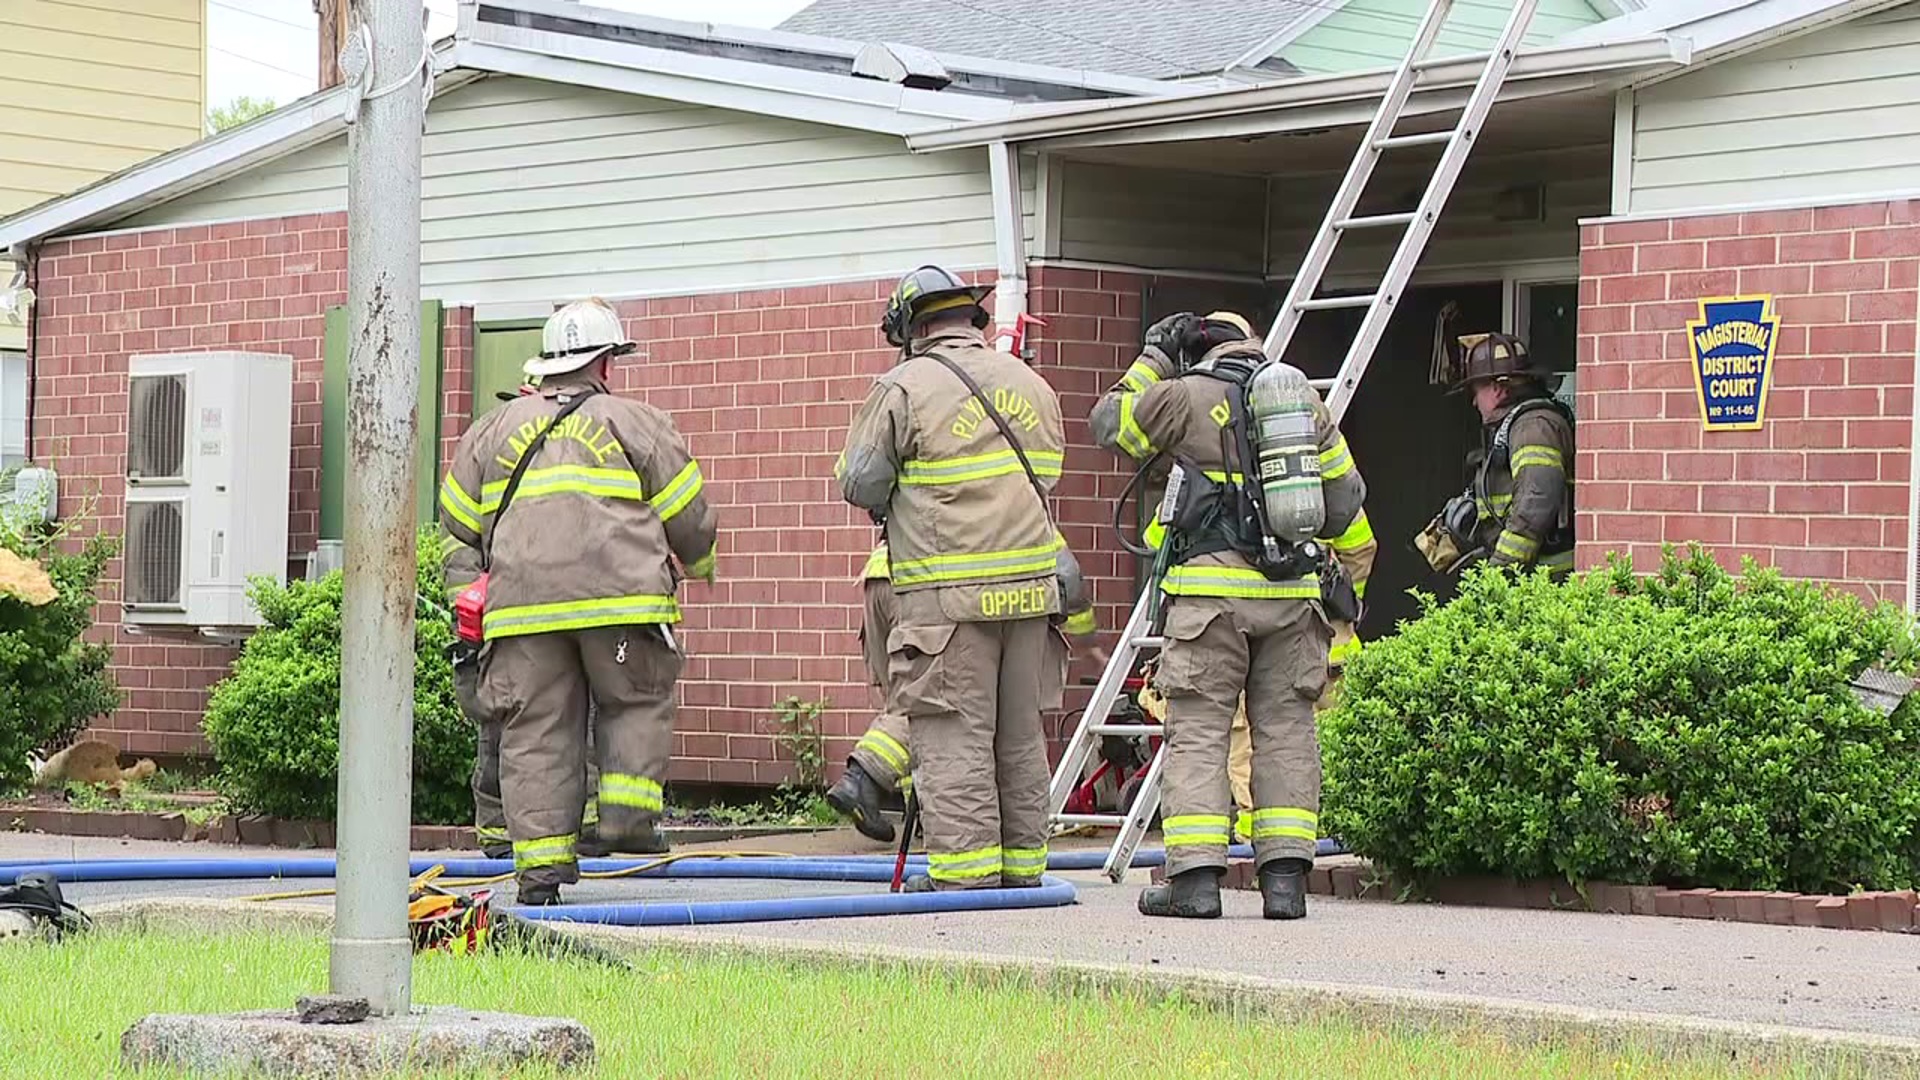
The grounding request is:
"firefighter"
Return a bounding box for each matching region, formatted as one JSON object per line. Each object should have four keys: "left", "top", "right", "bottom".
{"left": 835, "top": 264, "right": 1068, "bottom": 891}
{"left": 827, "top": 536, "right": 1102, "bottom": 843}
{"left": 440, "top": 297, "right": 718, "bottom": 905}
{"left": 1416, "top": 332, "right": 1575, "bottom": 578}
{"left": 442, "top": 529, "right": 611, "bottom": 861}
{"left": 1090, "top": 310, "right": 1366, "bottom": 920}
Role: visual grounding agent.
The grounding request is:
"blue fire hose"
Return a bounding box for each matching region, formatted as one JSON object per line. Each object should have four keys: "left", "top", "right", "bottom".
{"left": 0, "top": 840, "right": 1345, "bottom": 927}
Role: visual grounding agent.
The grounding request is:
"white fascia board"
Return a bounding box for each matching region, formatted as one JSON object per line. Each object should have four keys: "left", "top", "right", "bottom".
{"left": 1031, "top": 72, "right": 1612, "bottom": 152}
{"left": 476, "top": 0, "right": 1172, "bottom": 99}
{"left": 906, "top": 35, "right": 1690, "bottom": 153}
{"left": 460, "top": 25, "right": 1016, "bottom": 134}
{"left": 1621, "top": 0, "right": 1915, "bottom": 87}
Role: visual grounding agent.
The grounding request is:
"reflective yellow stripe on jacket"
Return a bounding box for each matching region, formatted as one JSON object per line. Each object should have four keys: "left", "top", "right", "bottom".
{"left": 900, "top": 448, "right": 1063, "bottom": 486}
{"left": 888, "top": 536, "right": 1064, "bottom": 588}
{"left": 483, "top": 594, "right": 680, "bottom": 639}
{"left": 1161, "top": 563, "right": 1319, "bottom": 601}
{"left": 440, "top": 464, "right": 649, "bottom": 529}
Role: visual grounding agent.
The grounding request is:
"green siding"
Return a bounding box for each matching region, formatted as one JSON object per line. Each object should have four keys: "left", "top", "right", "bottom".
{"left": 1278, "top": 0, "right": 1608, "bottom": 75}
{"left": 320, "top": 301, "right": 446, "bottom": 541}
{"left": 471, "top": 323, "right": 546, "bottom": 422}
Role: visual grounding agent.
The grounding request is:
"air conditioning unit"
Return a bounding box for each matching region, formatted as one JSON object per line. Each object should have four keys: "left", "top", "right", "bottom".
{"left": 123, "top": 351, "right": 292, "bottom": 631}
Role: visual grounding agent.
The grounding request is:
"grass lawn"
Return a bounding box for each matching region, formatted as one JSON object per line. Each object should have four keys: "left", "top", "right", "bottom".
{"left": 0, "top": 926, "right": 1879, "bottom": 1079}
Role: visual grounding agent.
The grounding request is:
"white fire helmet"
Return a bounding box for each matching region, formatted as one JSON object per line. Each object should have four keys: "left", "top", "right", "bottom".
{"left": 525, "top": 297, "right": 635, "bottom": 377}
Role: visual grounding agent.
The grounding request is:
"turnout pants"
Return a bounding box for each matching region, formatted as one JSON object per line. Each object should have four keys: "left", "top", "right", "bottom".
{"left": 1156, "top": 595, "right": 1330, "bottom": 878}
{"left": 851, "top": 577, "right": 913, "bottom": 792}
{"left": 889, "top": 588, "right": 1051, "bottom": 890}
{"left": 478, "top": 625, "right": 682, "bottom": 887}
{"left": 456, "top": 660, "right": 600, "bottom": 855}
{"left": 1227, "top": 665, "right": 1343, "bottom": 838}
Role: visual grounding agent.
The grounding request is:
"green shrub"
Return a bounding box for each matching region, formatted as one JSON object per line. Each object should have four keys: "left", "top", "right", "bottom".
{"left": 1322, "top": 545, "right": 1920, "bottom": 894}
{"left": 202, "top": 526, "right": 472, "bottom": 823}
{"left": 0, "top": 528, "right": 120, "bottom": 792}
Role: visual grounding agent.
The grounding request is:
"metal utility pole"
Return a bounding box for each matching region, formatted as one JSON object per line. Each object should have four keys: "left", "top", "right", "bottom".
{"left": 333, "top": 0, "right": 425, "bottom": 1016}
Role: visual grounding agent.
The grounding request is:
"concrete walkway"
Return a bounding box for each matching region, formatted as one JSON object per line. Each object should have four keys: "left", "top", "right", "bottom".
{"left": 8, "top": 829, "right": 1920, "bottom": 1041}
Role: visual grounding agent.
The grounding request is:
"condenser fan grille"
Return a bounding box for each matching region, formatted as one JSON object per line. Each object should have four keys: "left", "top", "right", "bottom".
{"left": 125, "top": 500, "right": 184, "bottom": 606}
{"left": 128, "top": 374, "right": 187, "bottom": 481}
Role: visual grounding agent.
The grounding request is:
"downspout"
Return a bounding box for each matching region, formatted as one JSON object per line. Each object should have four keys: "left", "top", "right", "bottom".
{"left": 986, "top": 140, "right": 1029, "bottom": 355}
{"left": 1908, "top": 298, "right": 1920, "bottom": 615}
{"left": 25, "top": 243, "right": 37, "bottom": 463}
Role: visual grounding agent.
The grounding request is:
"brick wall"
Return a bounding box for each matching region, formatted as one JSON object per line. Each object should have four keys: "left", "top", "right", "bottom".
{"left": 1577, "top": 199, "right": 1920, "bottom": 602}
{"left": 30, "top": 233, "right": 1147, "bottom": 774}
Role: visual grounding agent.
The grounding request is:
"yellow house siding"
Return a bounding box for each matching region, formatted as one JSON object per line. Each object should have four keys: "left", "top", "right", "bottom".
{"left": 0, "top": 0, "right": 206, "bottom": 216}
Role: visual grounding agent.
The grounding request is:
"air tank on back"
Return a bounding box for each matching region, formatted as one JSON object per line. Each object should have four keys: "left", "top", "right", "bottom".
{"left": 1247, "top": 358, "right": 1326, "bottom": 544}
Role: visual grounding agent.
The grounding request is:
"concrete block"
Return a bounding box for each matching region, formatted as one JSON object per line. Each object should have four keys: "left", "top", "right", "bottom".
{"left": 122, "top": 1007, "right": 594, "bottom": 1078}
{"left": 1875, "top": 891, "right": 1916, "bottom": 932}
{"left": 1586, "top": 883, "right": 1629, "bottom": 914}
{"left": 1627, "top": 886, "right": 1659, "bottom": 915}
{"left": 1306, "top": 867, "right": 1333, "bottom": 895}
{"left": 1815, "top": 897, "right": 1850, "bottom": 928}
{"left": 1792, "top": 895, "right": 1823, "bottom": 927}
{"left": 1762, "top": 892, "right": 1798, "bottom": 926}
{"left": 1710, "top": 890, "right": 1766, "bottom": 923}
{"left": 1677, "top": 888, "right": 1716, "bottom": 919}
{"left": 1330, "top": 865, "right": 1361, "bottom": 899}
{"left": 1847, "top": 893, "right": 1885, "bottom": 931}
{"left": 1653, "top": 889, "right": 1684, "bottom": 918}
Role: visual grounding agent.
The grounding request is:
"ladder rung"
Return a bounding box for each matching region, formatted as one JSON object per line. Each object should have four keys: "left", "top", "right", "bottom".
{"left": 1054, "top": 813, "right": 1128, "bottom": 827}
{"left": 1131, "top": 635, "right": 1165, "bottom": 649}
{"left": 1296, "top": 294, "right": 1377, "bottom": 312}
{"left": 1376, "top": 130, "right": 1454, "bottom": 150}
{"left": 1336, "top": 212, "right": 1415, "bottom": 230}
{"left": 1089, "top": 723, "right": 1164, "bottom": 736}
{"left": 1309, "top": 377, "right": 1335, "bottom": 391}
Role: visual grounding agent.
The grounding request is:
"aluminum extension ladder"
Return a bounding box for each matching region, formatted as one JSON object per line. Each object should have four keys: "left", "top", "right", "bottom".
{"left": 1045, "top": 0, "right": 1541, "bottom": 883}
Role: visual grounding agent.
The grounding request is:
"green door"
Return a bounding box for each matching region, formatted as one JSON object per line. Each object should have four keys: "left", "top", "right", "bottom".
{"left": 472, "top": 323, "right": 546, "bottom": 421}
{"left": 320, "top": 301, "right": 445, "bottom": 541}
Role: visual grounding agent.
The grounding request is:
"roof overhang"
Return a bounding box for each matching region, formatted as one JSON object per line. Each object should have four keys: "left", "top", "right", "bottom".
{"left": 906, "top": 35, "right": 1692, "bottom": 153}
{"left": 1558, "top": 0, "right": 1914, "bottom": 86}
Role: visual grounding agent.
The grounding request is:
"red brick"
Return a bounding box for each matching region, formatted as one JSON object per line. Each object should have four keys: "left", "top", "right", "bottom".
{"left": 1580, "top": 246, "right": 1637, "bottom": 276}
{"left": 1805, "top": 452, "right": 1880, "bottom": 481}
{"left": 1741, "top": 208, "right": 1813, "bottom": 234}
{"left": 1664, "top": 514, "right": 1733, "bottom": 544}
{"left": 1670, "top": 214, "right": 1743, "bottom": 239}
{"left": 1851, "top": 290, "right": 1917, "bottom": 322}
{"left": 1637, "top": 242, "right": 1704, "bottom": 271}
{"left": 1874, "top": 890, "right": 1917, "bottom": 932}
{"left": 1847, "top": 419, "right": 1908, "bottom": 450}
{"left": 1813, "top": 202, "right": 1888, "bottom": 230}
{"left": 1807, "top": 387, "right": 1882, "bottom": 417}
{"left": 1677, "top": 888, "right": 1717, "bottom": 919}
{"left": 1774, "top": 548, "right": 1847, "bottom": 579}
{"left": 1633, "top": 421, "right": 1701, "bottom": 450}
{"left": 1812, "top": 260, "right": 1887, "bottom": 292}
{"left": 1769, "top": 418, "right": 1846, "bottom": 450}
{"left": 1773, "top": 484, "right": 1846, "bottom": 514}
{"left": 1702, "top": 484, "right": 1770, "bottom": 514}
{"left": 1776, "top": 293, "right": 1849, "bottom": 324}
{"left": 1666, "top": 453, "right": 1735, "bottom": 481}
{"left": 1707, "top": 237, "right": 1777, "bottom": 267}
{"left": 1848, "top": 549, "right": 1905, "bottom": 584}
{"left": 1737, "top": 514, "right": 1807, "bottom": 547}
{"left": 1603, "top": 219, "right": 1671, "bottom": 244}
{"left": 1669, "top": 263, "right": 1752, "bottom": 301}
{"left": 1734, "top": 452, "right": 1804, "bottom": 482}
{"left": 1597, "top": 453, "right": 1666, "bottom": 481}
{"left": 1855, "top": 226, "right": 1920, "bottom": 259}
{"left": 1737, "top": 264, "right": 1810, "bottom": 295}
{"left": 1599, "top": 276, "right": 1666, "bottom": 306}
{"left": 1630, "top": 483, "right": 1699, "bottom": 512}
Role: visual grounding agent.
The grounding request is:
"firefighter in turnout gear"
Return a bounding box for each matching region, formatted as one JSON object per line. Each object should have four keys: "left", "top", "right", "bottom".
{"left": 1091, "top": 311, "right": 1366, "bottom": 920}
{"left": 827, "top": 536, "right": 1101, "bottom": 843}
{"left": 1417, "top": 332, "right": 1575, "bottom": 577}
{"left": 835, "top": 265, "right": 1069, "bottom": 891}
{"left": 440, "top": 297, "right": 718, "bottom": 905}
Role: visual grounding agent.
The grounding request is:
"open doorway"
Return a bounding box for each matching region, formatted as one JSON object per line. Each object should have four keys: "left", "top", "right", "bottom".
{"left": 1280, "top": 283, "right": 1506, "bottom": 636}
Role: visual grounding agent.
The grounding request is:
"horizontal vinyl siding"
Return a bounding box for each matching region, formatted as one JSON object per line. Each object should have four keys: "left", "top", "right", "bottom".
{"left": 1278, "top": 0, "right": 1606, "bottom": 76}
{"left": 0, "top": 0, "right": 205, "bottom": 216}
{"left": 116, "top": 76, "right": 1028, "bottom": 304}
{"left": 1629, "top": 3, "right": 1920, "bottom": 214}
{"left": 1267, "top": 143, "right": 1608, "bottom": 278}
{"left": 1057, "top": 161, "right": 1267, "bottom": 274}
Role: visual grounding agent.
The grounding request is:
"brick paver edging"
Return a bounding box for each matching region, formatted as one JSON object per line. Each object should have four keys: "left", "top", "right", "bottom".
{"left": 1150, "top": 860, "right": 1920, "bottom": 932}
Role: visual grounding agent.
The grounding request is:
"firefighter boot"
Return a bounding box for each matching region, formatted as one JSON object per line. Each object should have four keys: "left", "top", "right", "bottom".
{"left": 1137, "top": 867, "right": 1223, "bottom": 919}
{"left": 826, "top": 759, "right": 896, "bottom": 843}
{"left": 599, "top": 820, "right": 670, "bottom": 856}
{"left": 1260, "top": 859, "right": 1310, "bottom": 920}
{"left": 517, "top": 882, "right": 564, "bottom": 906}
